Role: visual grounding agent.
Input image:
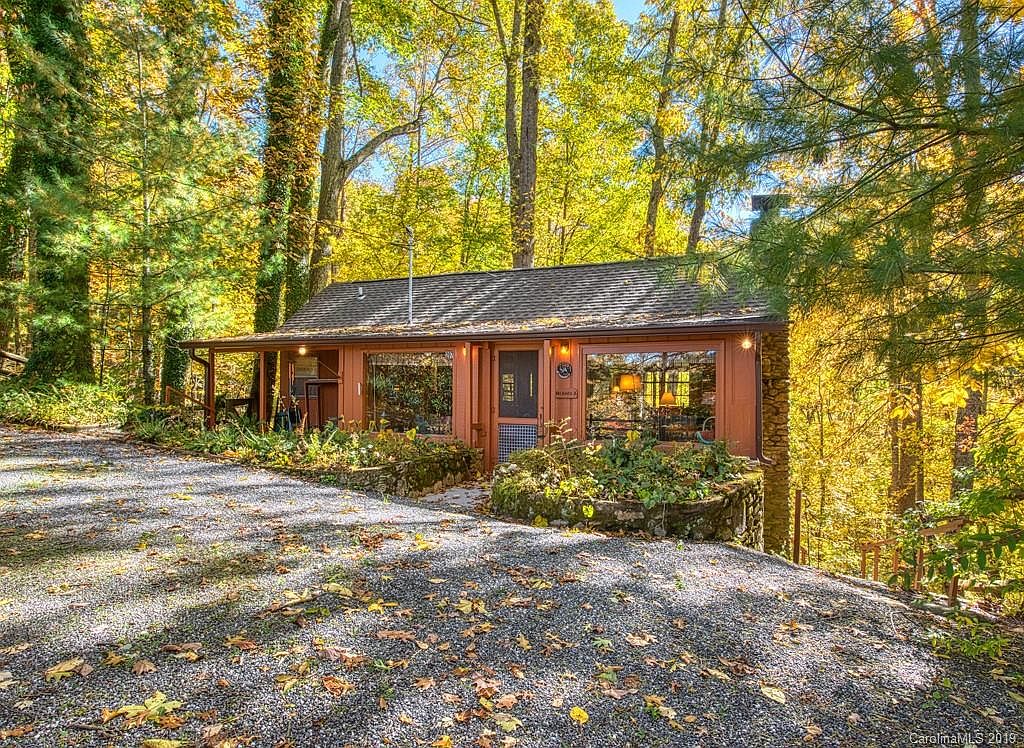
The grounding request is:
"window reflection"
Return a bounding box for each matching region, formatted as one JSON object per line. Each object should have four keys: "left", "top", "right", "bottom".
{"left": 585, "top": 350, "right": 716, "bottom": 442}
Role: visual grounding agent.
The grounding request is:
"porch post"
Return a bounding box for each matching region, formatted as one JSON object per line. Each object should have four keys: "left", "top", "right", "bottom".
{"left": 206, "top": 348, "right": 217, "bottom": 430}
{"left": 258, "top": 351, "right": 267, "bottom": 425}
{"left": 337, "top": 346, "right": 344, "bottom": 426}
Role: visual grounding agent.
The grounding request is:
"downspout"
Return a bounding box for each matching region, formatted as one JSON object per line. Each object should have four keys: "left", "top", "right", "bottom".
{"left": 755, "top": 331, "right": 774, "bottom": 465}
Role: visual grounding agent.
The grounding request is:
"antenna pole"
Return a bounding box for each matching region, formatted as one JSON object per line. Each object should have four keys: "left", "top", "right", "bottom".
{"left": 405, "top": 225, "right": 414, "bottom": 325}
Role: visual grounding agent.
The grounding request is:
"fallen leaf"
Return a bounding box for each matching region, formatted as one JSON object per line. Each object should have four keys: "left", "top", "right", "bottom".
{"left": 322, "top": 675, "right": 355, "bottom": 696}
{"left": 376, "top": 629, "right": 417, "bottom": 641}
{"left": 493, "top": 712, "right": 522, "bottom": 732}
{"left": 0, "top": 724, "right": 33, "bottom": 739}
{"left": 132, "top": 659, "right": 157, "bottom": 675}
{"left": 431, "top": 736, "right": 453, "bottom": 748}
{"left": 569, "top": 706, "right": 588, "bottom": 725}
{"left": 625, "top": 632, "right": 656, "bottom": 647}
{"left": 760, "top": 685, "right": 787, "bottom": 704}
{"left": 224, "top": 634, "right": 258, "bottom": 651}
{"left": 44, "top": 658, "right": 85, "bottom": 682}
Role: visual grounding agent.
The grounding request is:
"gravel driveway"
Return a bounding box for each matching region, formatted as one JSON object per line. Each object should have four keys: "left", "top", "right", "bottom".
{"left": 1, "top": 427, "right": 1021, "bottom": 747}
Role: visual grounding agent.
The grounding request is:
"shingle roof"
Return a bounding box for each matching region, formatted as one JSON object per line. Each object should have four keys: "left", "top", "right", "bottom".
{"left": 184, "top": 258, "right": 783, "bottom": 348}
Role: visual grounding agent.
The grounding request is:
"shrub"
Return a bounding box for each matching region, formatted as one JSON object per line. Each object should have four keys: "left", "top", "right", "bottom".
{"left": 0, "top": 379, "right": 127, "bottom": 428}
{"left": 124, "top": 418, "right": 478, "bottom": 490}
{"left": 492, "top": 429, "right": 751, "bottom": 512}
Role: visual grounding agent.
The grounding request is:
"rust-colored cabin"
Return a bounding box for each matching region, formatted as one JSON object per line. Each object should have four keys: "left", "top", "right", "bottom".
{"left": 182, "top": 259, "right": 790, "bottom": 547}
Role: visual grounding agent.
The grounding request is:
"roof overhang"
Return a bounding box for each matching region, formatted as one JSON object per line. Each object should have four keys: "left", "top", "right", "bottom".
{"left": 180, "top": 318, "right": 788, "bottom": 352}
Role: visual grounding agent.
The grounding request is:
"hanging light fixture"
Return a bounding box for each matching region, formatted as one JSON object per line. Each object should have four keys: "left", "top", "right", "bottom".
{"left": 660, "top": 390, "right": 676, "bottom": 406}
{"left": 618, "top": 373, "right": 639, "bottom": 392}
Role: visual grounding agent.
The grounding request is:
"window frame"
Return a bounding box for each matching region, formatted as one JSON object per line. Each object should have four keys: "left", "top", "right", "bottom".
{"left": 362, "top": 347, "right": 457, "bottom": 438}
{"left": 579, "top": 340, "right": 724, "bottom": 445}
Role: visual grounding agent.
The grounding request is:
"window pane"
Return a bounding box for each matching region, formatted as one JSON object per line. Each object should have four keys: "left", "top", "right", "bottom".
{"left": 585, "top": 350, "right": 716, "bottom": 442}
{"left": 365, "top": 351, "right": 453, "bottom": 434}
{"left": 498, "top": 350, "right": 538, "bottom": 418}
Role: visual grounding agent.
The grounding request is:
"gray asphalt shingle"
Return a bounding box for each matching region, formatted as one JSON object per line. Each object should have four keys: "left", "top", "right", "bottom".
{"left": 185, "top": 259, "right": 781, "bottom": 347}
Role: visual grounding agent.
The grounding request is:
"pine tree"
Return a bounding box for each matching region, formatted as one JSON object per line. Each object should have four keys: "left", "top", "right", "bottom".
{"left": 6, "top": 0, "right": 95, "bottom": 382}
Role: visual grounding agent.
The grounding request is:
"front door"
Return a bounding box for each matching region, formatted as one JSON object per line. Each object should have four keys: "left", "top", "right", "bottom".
{"left": 495, "top": 347, "right": 543, "bottom": 462}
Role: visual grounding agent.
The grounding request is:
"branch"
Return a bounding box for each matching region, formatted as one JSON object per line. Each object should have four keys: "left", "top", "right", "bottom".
{"left": 737, "top": 0, "right": 951, "bottom": 134}
{"left": 428, "top": 0, "right": 489, "bottom": 29}
{"left": 342, "top": 120, "right": 422, "bottom": 180}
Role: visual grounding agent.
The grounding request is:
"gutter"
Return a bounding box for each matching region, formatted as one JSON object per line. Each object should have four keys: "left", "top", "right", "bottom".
{"left": 177, "top": 320, "right": 789, "bottom": 352}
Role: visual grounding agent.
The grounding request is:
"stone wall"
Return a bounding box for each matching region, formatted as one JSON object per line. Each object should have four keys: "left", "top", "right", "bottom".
{"left": 491, "top": 471, "right": 765, "bottom": 550}
{"left": 761, "top": 328, "right": 790, "bottom": 554}
{"left": 346, "top": 447, "right": 482, "bottom": 497}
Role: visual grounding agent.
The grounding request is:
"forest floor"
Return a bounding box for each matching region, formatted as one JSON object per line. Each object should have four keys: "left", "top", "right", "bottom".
{"left": 0, "top": 426, "right": 1022, "bottom": 748}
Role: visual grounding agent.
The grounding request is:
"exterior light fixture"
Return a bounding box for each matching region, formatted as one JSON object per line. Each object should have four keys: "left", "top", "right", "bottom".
{"left": 559, "top": 343, "right": 570, "bottom": 357}
{"left": 298, "top": 345, "right": 308, "bottom": 356}
{"left": 659, "top": 390, "right": 676, "bottom": 406}
{"left": 740, "top": 337, "right": 753, "bottom": 350}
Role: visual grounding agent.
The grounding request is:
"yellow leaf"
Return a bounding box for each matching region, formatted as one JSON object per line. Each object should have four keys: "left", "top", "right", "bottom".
{"left": 493, "top": 712, "right": 523, "bottom": 732}
{"left": 141, "top": 740, "right": 188, "bottom": 748}
{"left": 431, "top": 736, "right": 453, "bottom": 748}
{"left": 760, "top": 685, "right": 787, "bottom": 704}
{"left": 44, "top": 658, "right": 84, "bottom": 682}
{"left": 569, "top": 706, "right": 589, "bottom": 725}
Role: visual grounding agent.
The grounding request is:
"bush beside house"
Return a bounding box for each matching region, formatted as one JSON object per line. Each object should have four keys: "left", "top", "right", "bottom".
{"left": 129, "top": 415, "right": 480, "bottom": 496}
{"left": 491, "top": 433, "right": 765, "bottom": 547}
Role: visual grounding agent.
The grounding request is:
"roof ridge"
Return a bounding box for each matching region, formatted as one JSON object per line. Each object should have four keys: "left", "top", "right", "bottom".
{"left": 324, "top": 256, "right": 692, "bottom": 289}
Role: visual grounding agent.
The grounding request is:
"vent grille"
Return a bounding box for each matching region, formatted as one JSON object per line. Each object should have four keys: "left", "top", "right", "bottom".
{"left": 498, "top": 423, "right": 538, "bottom": 462}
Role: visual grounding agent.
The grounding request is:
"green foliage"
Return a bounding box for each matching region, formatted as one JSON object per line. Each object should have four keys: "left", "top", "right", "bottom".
{"left": 493, "top": 428, "right": 749, "bottom": 511}
{"left": 929, "top": 616, "right": 1011, "bottom": 662}
{"left": 126, "top": 417, "right": 476, "bottom": 479}
{"left": 0, "top": 378, "right": 126, "bottom": 427}
{"left": 894, "top": 410, "right": 1024, "bottom": 613}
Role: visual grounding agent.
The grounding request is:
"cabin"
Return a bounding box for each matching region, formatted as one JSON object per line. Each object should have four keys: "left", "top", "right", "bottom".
{"left": 181, "top": 258, "right": 791, "bottom": 550}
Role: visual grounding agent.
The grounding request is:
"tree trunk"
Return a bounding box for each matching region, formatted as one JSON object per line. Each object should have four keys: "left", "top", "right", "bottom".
{"left": 642, "top": 10, "right": 679, "bottom": 257}
{"left": 950, "top": 0, "right": 986, "bottom": 495}
{"left": 513, "top": 0, "right": 542, "bottom": 268}
{"left": 686, "top": 182, "right": 707, "bottom": 255}
{"left": 251, "top": 0, "right": 319, "bottom": 414}
{"left": 0, "top": 149, "right": 29, "bottom": 353}
{"left": 135, "top": 30, "right": 156, "bottom": 405}
{"left": 889, "top": 371, "right": 923, "bottom": 514}
{"left": 310, "top": 0, "right": 353, "bottom": 296}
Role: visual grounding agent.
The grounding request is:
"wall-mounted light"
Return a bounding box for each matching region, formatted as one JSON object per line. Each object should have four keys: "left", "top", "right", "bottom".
{"left": 559, "top": 343, "right": 570, "bottom": 358}
{"left": 298, "top": 345, "right": 308, "bottom": 356}
{"left": 740, "top": 337, "right": 753, "bottom": 350}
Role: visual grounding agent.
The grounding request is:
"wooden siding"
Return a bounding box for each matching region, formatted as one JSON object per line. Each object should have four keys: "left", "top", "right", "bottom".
{"left": 266, "top": 331, "right": 759, "bottom": 468}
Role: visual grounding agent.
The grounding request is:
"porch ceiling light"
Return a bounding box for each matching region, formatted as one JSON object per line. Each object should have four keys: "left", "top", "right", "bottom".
{"left": 298, "top": 345, "right": 308, "bottom": 355}
{"left": 740, "top": 337, "right": 753, "bottom": 350}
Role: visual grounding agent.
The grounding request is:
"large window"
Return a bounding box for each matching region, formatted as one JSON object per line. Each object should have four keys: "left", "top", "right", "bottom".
{"left": 586, "top": 350, "right": 717, "bottom": 442}
{"left": 365, "top": 351, "right": 453, "bottom": 435}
